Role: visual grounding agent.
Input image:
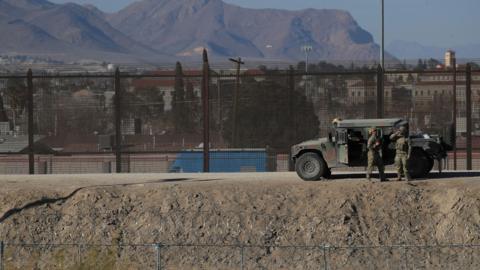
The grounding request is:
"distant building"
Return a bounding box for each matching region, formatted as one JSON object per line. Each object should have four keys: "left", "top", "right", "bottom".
{"left": 445, "top": 50, "right": 456, "bottom": 68}
{"left": 0, "top": 135, "right": 52, "bottom": 153}
{"left": 130, "top": 70, "right": 203, "bottom": 111}
{"left": 130, "top": 68, "right": 265, "bottom": 112}
{"left": 0, "top": 79, "right": 7, "bottom": 91}
{"left": 121, "top": 118, "right": 142, "bottom": 135}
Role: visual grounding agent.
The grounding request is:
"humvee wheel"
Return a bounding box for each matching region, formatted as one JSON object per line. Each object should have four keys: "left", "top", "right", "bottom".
{"left": 295, "top": 152, "right": 327, "bottom": 181}
{"left": 408, "top": 149, "right": 431, "bottom": 178}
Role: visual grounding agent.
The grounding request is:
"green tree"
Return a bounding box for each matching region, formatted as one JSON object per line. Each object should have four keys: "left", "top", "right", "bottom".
{"left": 0, "top": 93, "right": 7, "bottom": 122}
{"left": 172, "top": 62, "right": 186, "bottom": 133}
{"left": 184, "top": 81, "right": 200, "bottom": 133}
{"left": 430, "top": 92, "right": 451, "bottom": 131}
{"left": 5, "top": 78, "right": 27, "bottom": 115}
{"left": 55, "top": 92, "right": 110, "bottom": 136}
{"left": 401, "top": 59, "right": 407, "bottom": 70}
{"left": 388, "top": 87, "right": 412, "bottom": 118}
{"left": 469, "top": 62, "right": 480, "bottom": 69}
{"left": 222, "top": 77, "right": 319, "bottom": 150}
{"left": 415, "top": 59, "right": 427, "bottom": 71}
{"left": 35, "top": 79, "right": 55, "bottom": 135}
{"left": 128, "top": 87, "right": 165, "bottom": 119}
{"left": 4, "top": 78, "right": 28, "bottom": 131}
{"left": 426, "top": 58, "right": 441, "bottom": 69}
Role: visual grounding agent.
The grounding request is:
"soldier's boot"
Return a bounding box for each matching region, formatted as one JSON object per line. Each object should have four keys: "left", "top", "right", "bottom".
{"left": 395, "top": 174, "right": 402, "bottom": 181}
{"left": 366, "top": 174, "right": 372, "bottom": 181}
{"left": 379, "top": 171, "right": 388, "bottom": 182}
{"left": 405, "top": 172, "right": 412, "bottom": 182}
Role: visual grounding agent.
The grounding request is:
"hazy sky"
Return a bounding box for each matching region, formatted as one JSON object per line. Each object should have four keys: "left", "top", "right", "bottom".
{"left": 49, "top": 0, "right": 479, "bottom": 47}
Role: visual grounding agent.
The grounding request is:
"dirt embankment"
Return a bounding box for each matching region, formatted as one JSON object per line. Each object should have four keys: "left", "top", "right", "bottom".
{"left": 0, "top": 173, "right": 480, "bottom": 269}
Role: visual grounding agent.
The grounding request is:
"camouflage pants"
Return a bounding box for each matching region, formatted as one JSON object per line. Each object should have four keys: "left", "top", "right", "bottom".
{"left": 367, "top": 151, "right": 385, "bottom": 178}
{"left": 395, "top": 153, "right": 410, "bottom": 180}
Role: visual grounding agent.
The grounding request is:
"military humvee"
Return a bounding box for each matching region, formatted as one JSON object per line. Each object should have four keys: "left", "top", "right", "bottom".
{"left": 291, "top": 118, "right": 450, "bottom": 181}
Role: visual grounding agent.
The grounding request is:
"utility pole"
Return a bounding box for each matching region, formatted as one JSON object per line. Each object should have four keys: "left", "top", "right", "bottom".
{"left": 301, "top": 45, "right": 313, "bottom": 96}
{"left": 379, "top": 0, "right": 385, "bottom": 119}
{"left": 380, "top": 0, "right": 385, "bottom": 69}
{"left": 229, "top": 57, "right": 244, "bottom": 148}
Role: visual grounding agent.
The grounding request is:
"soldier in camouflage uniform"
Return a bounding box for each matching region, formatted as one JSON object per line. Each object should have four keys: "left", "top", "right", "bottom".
{"left": 390, "top": 126, "right": 411, "bottom": 181}
{"left": 366, "top": 127, "right": 387, "bottom": 182}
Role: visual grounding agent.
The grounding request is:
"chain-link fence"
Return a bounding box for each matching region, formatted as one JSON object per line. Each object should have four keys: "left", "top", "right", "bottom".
{"left": 0, "top": 60, "right": 479, "bottom": 174}
{"left": 1, "top": 241, "right": 480, "bottom": 269}
{"left": 1, "top": 205, "right": 480, "bottom": 269}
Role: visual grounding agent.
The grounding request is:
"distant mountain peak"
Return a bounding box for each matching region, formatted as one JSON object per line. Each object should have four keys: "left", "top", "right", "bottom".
{"left": 109, "top": 0, "right": 383, "bottom": 62}
{"left": 0, "top": 0, "right": 393, "bottom": 63}
{"left": 82, "top": 4, "right": 105, "bottom": 18}
{"left": 0, "top": 0, "right": 161, "bottom": 62}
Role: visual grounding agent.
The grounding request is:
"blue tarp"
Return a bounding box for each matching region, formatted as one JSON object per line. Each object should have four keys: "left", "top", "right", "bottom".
{"left": 170, "top": 150, "right": 267, "bottom": 172}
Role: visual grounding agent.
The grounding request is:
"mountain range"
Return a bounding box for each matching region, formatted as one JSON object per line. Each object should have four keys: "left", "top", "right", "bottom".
{"left": 0, "top": 0, "right": 388, "bottom": 63}
{"left": 0, "top": 0, "right": 174, "bottom": 63}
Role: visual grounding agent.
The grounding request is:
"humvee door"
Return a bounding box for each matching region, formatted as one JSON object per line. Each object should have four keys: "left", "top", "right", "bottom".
{"left": 347, "top": 128, "right": 368, "bottom": 166}
{"left": 336, "top": 128, "right": 349, "bottom": 165}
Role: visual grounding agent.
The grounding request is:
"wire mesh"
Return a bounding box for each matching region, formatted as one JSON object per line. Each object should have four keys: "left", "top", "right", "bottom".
{"left": 1, "top": 243, "right": 479, "bottom": 270}
{"left": 0, "top": 67, "right": 480, "bottom": 174}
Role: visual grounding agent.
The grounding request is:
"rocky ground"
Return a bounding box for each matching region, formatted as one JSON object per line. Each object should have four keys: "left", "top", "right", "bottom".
{"left": 1, "top": 172, "right": 480, "bottom": 269}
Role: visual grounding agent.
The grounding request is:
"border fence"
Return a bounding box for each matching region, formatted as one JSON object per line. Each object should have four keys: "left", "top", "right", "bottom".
{"left": 1, "top": 242, "right": 480, "bottom": 269}
{"left": 0, "top": 53, "right": 480, "bottom": 174}
{"left": 1, "top": 208, "right": 480, "bottom": 269}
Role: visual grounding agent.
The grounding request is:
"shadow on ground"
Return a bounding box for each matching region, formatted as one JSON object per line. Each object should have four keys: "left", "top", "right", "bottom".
{"left": 326, "top": 171, "right": 480, "bottom": 181}
{"left": 0, "top": 178, "right": 221, "bottom": 223}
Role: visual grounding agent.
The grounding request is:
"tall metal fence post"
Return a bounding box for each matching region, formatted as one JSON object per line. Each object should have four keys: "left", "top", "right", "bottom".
{"left": 202, "top": 49, "right": 210, "bottom": 172}
{"left": 322, "top": 245, "right": 329, "bottom": 270}
{"left": 240, "top": 245, "right": 244, "bottom": 270}
{"left": 114, "top": 68, "right": 122, "bottom": 173}
{"left": 466, "top": 63, "right": 472, "bottom": 170}
{"left": 452, "top": 58, "right": 457, "bottom": 170}
{"left": 288, "top": 66, "right": 295, "bottom": 171}
{"left": 376, "top": 65, "right": 384, "bottom": 119}
{"left": 27, "top": 69, "right": 35, "bottom": 174}
{"left": 155, "top": 244, "right": 162, "bottom": 270}
{"left": 0, "top": 241, "right": 4, "bottom": 270}
{"left": 230, "top": 57, "right": 244, "bottom": 148}
{"left": 77, "top": 244, "right": 82, "bottom": 267}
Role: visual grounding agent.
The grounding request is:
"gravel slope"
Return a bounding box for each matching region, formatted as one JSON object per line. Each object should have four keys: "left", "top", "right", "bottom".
{"left": 1, "top": 172, "right": 480, "bottom": 269}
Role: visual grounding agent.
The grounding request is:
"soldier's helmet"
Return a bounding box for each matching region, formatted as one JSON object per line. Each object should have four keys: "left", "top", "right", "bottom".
{"left": 332, "top": 118, "right": 342, "bottom": 127}
{"left": 399, "top": 126, "right": 407, "bottom": 135}
{"left": 369, "top": 127, "right": 377, "bottom": 134}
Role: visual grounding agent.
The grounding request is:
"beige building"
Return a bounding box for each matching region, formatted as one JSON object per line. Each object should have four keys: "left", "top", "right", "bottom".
{"left": 445, "top": 50, "right": 456, "bottom": 68}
